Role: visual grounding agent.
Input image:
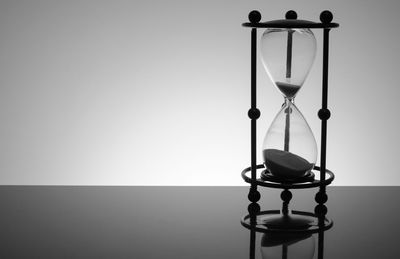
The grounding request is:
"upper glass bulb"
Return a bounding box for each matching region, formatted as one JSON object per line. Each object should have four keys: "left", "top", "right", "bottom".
{"left": 260, "top": 28, "right": 316, "bottom": 99}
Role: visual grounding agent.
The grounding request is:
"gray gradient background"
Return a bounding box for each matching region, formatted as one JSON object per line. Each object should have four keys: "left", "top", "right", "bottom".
{"left": 0, "top": 0, "right": 397, "bottom": 185}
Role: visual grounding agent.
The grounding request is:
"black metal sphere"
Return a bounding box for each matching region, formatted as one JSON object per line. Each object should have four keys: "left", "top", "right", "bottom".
{"left": 248, "top": 189, "right": 261, "bottom": 202}
{"left": 248, "top": 108, "right": 260, "bottom": 119}
{"left": 248, "top": 10, "right": 261, "bottom": 23}
{"left": 314, "top": 204, "right": 328, "bottom": 216}
{"left": 280, "top": 190, "right": 292, "bottom": 202}
{"left": 320, "top": 10, "right": 333, "bottom": 23}
{"left": 318, "top": 108, "right": 331, "bottom": 120}
{"left": 285, "top": 10, "right": 297, "bottom": 20}
{"left": 248, "top": 202, "right": 261, "bottom": 214}
{"left": 315, "top": 192, "right": 328, "bottom": 204}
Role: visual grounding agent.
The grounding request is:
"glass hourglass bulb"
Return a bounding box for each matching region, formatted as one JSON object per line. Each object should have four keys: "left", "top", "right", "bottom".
{"left": 260, "top": 27, "right": 316, "bottom": 98}
{"left": 261, "top": 27, "right": 317, "bottom": 179}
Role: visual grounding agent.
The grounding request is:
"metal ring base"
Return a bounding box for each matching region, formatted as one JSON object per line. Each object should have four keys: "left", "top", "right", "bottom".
{"left": 241, "top": 210, "right": 333, "bottom": 234}
{"left": 242, "top": 164, "right": 334, "bottom": 189}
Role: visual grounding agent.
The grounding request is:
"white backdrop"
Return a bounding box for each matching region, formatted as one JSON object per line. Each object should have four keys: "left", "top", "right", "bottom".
{"left": 0, "top": 0, "right": 397, "bottom": 185}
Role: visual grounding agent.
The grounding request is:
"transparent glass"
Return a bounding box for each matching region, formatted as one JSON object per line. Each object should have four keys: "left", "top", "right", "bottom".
{"left": 261, "top": 27, "right": 317, "bottom": 179}
{"left": 261, "top": 28, "right": 316, "bottom": 99}
{"left": 262, "top": 99, "right": 317, "bottom": 178}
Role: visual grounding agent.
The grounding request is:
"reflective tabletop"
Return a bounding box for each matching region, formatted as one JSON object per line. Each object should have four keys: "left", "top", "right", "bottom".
{"left": 0, "top": 186, "right": 398, "bottom": 258}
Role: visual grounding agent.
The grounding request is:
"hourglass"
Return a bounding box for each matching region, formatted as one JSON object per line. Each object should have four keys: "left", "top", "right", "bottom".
{"left": 260, "top": 20, "right": 318, "bottom": 182}
{"left": 241, "top": 10, "right": 338, "bottom": 232}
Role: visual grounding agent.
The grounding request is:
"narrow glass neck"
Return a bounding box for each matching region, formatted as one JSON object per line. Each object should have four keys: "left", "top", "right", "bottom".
{"left": 284, "top": 97, "right": 295, "bottom": 106}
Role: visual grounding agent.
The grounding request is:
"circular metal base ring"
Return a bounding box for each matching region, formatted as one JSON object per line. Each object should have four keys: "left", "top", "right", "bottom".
{"left": 241, "top": 210, "right": 333, "bottom": 234}
{"left": 242, "top": 164, "right": 334, "bottom": 189}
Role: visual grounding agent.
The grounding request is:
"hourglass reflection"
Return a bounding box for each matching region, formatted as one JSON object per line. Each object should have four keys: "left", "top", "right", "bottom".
{"left": 261, "top": 26, "right": 318, "bottom": 181}
{"left": 261, "top": 232, "right": 315, "bottom": 259}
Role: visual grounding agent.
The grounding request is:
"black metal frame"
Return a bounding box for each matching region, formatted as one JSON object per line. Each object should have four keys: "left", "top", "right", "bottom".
{"left": 242, "top": 11, "right": 338, "bottom": 258}
{"left": 241, "top": 165, "right": 334, "bottom": 189}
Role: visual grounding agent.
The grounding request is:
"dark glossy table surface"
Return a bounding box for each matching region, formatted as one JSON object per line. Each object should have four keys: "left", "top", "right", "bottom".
{"left": 0, "top": 186, "right": 399, "bottom": 258}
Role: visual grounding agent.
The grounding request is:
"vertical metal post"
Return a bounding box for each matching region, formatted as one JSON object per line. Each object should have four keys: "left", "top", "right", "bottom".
{"left": 317, "top": 229, "right": 325, "bottom": 259}
{"left": 249, "top": 229, "right": 256, "bottom": 259}
{"left": 315, "top": 27, "right": 331, "bottom": 259}
{"left": 250, "top": 27, "right": 257, "bottom": 183}
{"left": 247, "top": 10, "right": 261, "bottom": 211}
{"left": 320, "top": 28, "right": 330, "bottom": 183}
{"left": 315, "top": 10, "right": 333, "bottom": 220}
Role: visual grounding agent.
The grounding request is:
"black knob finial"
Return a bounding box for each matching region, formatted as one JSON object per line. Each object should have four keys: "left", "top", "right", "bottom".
{"left": 285, "top": 10, "right": 297, "bottom": 19}
{"left": 320, "top": 10, "right": 333, "bottom": 23}
{"left": 248, "top": 10, "right": 261, "bottom": 23}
